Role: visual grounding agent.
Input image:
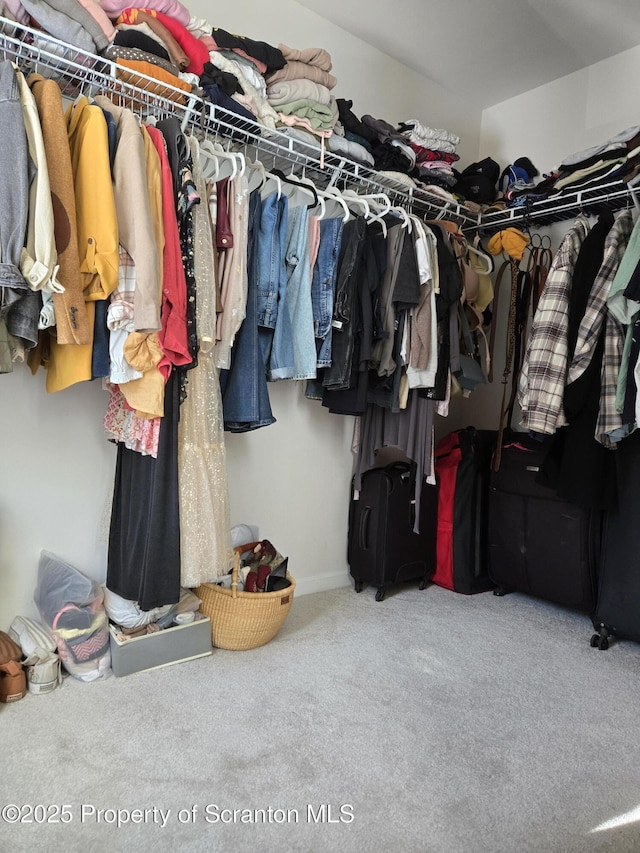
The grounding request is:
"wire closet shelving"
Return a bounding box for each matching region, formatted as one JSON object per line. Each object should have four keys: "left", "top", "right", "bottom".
{"left": 0, "top": 15, "right": 637, "bottom": 235}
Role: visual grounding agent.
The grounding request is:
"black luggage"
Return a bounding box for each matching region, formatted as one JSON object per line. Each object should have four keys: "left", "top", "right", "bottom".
{"left": 488, "top": 435, "right": 601, "bottom": 612}
{"left": 348, "top": 461, "right": 437, "bottom": 601}
{"left": 432, "top": 427, "right": 497, "bottom": 594}
{"left": 591, "top": 431, "right": 640, "bottom": 650}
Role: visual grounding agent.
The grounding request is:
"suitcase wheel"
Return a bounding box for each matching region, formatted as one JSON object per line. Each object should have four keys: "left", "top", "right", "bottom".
{"left": 493, "top": 587, "right": 511, "bottom": 597}
{"left": 590, "top": 626, "right": 610, "bottom": 651}
{"left": 375, "top": 588, "right": 386, "bottom": 602}
{"left": 354, "top": 580, "right": 364, "bottom": 594}
{"left": 418, "top": 579, "right": 427, "bottom": 591}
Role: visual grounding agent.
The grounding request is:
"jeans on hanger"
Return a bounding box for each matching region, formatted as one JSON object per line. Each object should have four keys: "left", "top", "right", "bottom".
{"left": 305, "top": 215, "right": 344, "bottom": 400}
{"left": 256, "top": 190, "right": 288, "bottom": 329}
{"left": 270, "top": 204, "right": 316, "bottom": 381}
{"left": 220, "top": 189, "right": 276, "bottom": 431}
{"left": 312, "top": 216, "right": 344, "bottom": 368}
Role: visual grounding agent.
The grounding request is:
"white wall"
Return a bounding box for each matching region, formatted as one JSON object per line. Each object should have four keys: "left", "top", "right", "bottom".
{"left": 479, "top": 43, "right": 640, "bottom": 180}
{"left": 443, "top": 42, "right": 640, "bottom": 436}
{"left": 189, "top": 0, "right": 481, "bottom": 161}
{"left": 1, "top": 369, "right": 114, "bottom": 625}
{"left": 0, "top": 0, "right": 481, "bottom": 629}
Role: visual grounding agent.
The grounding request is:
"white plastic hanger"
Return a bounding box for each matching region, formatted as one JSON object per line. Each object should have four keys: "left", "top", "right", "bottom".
{"left": 465, "top": 240, "right": 493, "bottom": 273}
{"left": 318, "top": 187, "right": 350, "bottom": 222}
{"left": 391, "top": 205, "right": 413, "bottom": 232}
{"left": 260, "top": 170, "right": 283, "bottom": 201}
{"left": 246, "top": 158, "right": 266, "bottom": 193}
{"left": 367, "top": 207, "right": 388, "bottom": 237}
{"left": 274, "top": 168, "right": 318, "bottom": 209}
{"left": 341, "top": 189, "right": 371, "bottom": 218}
{"left": 199, "top": 140, "right": 240, "bottom": 182}
{"left": 234, "top": 151, "right": 246, "bottom": 178}
{"left": 357, "top": 192, "right": 392, "bottom": 213}
{"left": 313, "top": 194, "right": 327, "bottom": 220}
{"left": 363, "top": 192, "right": 392, "bottom": 236}
{"left": 199, "top": 143, "right": 219, "bottom": 184}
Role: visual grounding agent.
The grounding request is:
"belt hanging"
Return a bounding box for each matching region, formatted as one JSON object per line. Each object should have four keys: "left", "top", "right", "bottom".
{"left": 493, "top": 257, "right": 520, "bottom": 470}
{"left": 487, "top": 258, "right": 511, "bottom": 383}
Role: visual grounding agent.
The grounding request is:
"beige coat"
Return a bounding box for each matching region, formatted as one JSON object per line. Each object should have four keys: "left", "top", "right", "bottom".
{"left": 28, "top": 73, "right": 91, "bottom": 346}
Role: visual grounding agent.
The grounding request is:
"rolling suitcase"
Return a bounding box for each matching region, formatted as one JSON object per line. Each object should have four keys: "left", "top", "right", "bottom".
{"left": 348, "top": 461, "right": 437, "bottom": 601}
{"left": 488, "top": 435, "right": 601, "bottom": 611}
{"left": 591, "top": 431, "right": 640, "bottom": 650}
{"left": 433, "top": 427, "right": 496, "bottom": 594}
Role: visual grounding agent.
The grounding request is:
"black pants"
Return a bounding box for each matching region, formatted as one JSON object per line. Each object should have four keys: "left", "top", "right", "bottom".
{"left": 107, "top": 371, "right": 181, "bottom": 610}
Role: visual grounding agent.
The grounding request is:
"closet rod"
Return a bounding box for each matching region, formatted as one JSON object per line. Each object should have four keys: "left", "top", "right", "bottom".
{"left": 0, "top": 15, "right": 480, "bottom": 229}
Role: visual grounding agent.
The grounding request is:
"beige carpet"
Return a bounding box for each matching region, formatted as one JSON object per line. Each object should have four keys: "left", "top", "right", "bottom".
{"left": 2, "top": 583, "right": 640, "bottom": 853}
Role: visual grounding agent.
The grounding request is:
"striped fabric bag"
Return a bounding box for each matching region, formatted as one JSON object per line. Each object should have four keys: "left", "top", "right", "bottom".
{"left": 51, "top": 605, "right": 110, "bottom": 668}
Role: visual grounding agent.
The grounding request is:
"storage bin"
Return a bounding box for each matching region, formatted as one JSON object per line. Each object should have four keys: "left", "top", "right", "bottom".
{"left": 108, "top": 616, "right": 212, "bottom": 677}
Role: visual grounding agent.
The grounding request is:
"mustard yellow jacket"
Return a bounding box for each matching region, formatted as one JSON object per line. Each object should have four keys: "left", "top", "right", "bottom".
{"left": 44, "top": 96, "right": 119, "bottom": 392}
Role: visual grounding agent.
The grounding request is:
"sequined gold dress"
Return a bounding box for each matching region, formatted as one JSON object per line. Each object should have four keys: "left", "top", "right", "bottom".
{"left": 177, "top": 136, "right": 231, "bottom": 587}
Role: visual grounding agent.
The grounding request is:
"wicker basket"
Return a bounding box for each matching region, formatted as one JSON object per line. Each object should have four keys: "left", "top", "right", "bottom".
{"left": 196, "top": 551, "right": 295, "bottom": 651}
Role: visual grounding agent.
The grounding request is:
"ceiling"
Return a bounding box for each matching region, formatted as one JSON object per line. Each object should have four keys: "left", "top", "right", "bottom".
{"left": 295, "top": 0, "right": 640, "bottom": 109}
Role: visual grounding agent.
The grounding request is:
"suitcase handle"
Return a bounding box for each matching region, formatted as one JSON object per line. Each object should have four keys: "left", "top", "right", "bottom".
{"left": 359, "top": 506, "right": 370, "bottom": 551}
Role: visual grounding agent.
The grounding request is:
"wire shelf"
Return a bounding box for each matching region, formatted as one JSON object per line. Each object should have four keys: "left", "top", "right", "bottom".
{"left": 2, "top": 16, "right": 635, "bottom": 235}
{"left": 0, "top": 16, "right": 482, "bottom": 227}
{"left": 476, "top": 180, "right": 637, "bottom": 233}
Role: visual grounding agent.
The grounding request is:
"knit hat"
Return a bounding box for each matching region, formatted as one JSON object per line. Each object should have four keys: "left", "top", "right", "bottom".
{"left": 498, "top": 158, "right": 538, "bottom": 196}
{"left": 487, "top": 228, "right": 530, "bottom": 261}
{"left": 513, "top": 157, "right": 539, "bottom": 180}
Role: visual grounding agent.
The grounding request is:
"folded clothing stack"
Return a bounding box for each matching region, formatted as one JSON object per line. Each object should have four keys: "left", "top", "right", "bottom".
{"left": 197, "top": 24, "right": 286, "bottom": 128}
{"left": 500, "top": 126, "right": 640, "bottom": 208}
{"left": 266, "top": 42, "right": 338, "bottom": 143}
{"left": 5, "top": 0, "right": 116, "bottom": 52}
{"left": 549, "top": 126, "right": 640, "bottom": 195}
{"left": 361, "top": 113, "right": 416, "bottom": 174}
{"left": 329, "top": 98, "right": 379, "bottom": 166}
{"left": 107, "top": 7, "right": 203, "bottom": 101}
{"left": 398, "top": 118, "right": 461, "bottom": 190}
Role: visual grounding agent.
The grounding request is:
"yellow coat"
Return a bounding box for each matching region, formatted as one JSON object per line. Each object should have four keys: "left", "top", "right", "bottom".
{"left": 45, "top": 97, "right": 119, "bottom": 393}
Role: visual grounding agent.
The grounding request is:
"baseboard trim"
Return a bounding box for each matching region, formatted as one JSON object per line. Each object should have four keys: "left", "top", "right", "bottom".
{"left": 294, "top": 571, "right": 352, "bottom": 597}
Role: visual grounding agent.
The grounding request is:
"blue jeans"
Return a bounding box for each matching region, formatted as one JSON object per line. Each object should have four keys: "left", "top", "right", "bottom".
{"left": 256, "top": 191, "right": 288, "bottom": 329}
{"left": 312, "top": 216, "right": 344, "bottom": 368}
{"left": 220, "top": 189, "right": 276, "bottom": 431}
{"left": 270, "top": 204, "right": 316, "bottom": 381}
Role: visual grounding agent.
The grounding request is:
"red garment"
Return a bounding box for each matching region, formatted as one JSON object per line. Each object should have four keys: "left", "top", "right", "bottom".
{"left": 145, "top": 124, "right": 190, "bottom": 376}
{"left": 409, "top": 143, "right": 459, "bottom": 165}
{"left": 154, "top": 10, "right": 210, "bottom": 76}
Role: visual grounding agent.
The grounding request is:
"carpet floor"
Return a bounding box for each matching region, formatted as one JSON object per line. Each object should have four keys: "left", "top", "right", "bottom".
{"left": 2, "top": 583, "right": 640, "bottom": 852}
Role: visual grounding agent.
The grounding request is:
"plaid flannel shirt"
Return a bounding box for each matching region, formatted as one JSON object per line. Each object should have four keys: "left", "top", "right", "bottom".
{"left": 518, "top": 218, "right": 590, "bottom": 434}
{"left": 565, "top": 211, "right": 633, "bottom": 446}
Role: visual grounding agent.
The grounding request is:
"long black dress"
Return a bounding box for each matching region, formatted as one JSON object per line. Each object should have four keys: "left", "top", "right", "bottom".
{"left": 107, "top": 370, "right": 181, "bottom": 610}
